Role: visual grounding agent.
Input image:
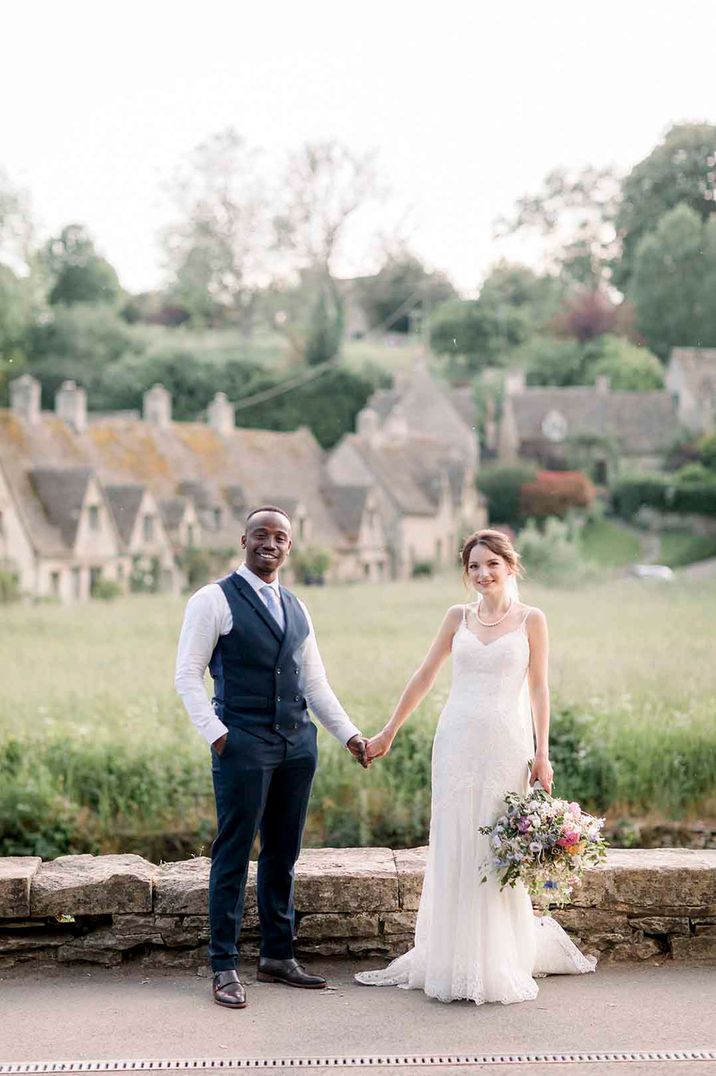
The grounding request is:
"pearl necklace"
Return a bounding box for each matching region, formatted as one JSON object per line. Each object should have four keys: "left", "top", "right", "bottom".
{"left": 476, "top": 598, "right": 513, "bottom": 627}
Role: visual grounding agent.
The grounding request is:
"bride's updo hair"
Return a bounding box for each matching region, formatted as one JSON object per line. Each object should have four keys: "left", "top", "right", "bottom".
{"left": 460, "top": 528, "right": 523, "bottom": 582}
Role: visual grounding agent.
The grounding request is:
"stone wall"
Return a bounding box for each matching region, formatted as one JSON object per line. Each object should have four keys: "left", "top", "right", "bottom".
{"left": 1, "top": 848, "right": 715, "bottom": 970}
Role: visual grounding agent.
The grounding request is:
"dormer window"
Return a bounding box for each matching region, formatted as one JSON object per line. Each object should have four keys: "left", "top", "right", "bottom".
{"left": 88, "top": 505, "right": 100, "bottom": 531}
{"left": 143, "top": 514, "right": 155, "bottom": 542}
{"left": 213, "top": 507, "right": 222, "bottom": 530}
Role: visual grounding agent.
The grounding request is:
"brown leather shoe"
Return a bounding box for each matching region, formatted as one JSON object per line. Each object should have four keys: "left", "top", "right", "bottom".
{"left": 257, "top": 956, "right": 326, "bottom": 989}
{"left": 212, "top": 969, "right": 247, "bottom": 1008}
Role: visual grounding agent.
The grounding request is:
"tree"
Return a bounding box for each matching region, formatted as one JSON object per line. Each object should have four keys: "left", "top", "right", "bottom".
{"left": 41, "top": 224, "right": 121, "bottom": 306}
{"left": 550, "top": 288, "right": 620, "bottom": 343}
{"left": 629, "top": 203, "right": 716, "bottom": 359}
{"left": 354, "top": 249, "right": 456, "bottom": 333}
{"left": 588, "top": 335, "right": 664, "bottom": 391}
{"left": 273, "top": 141, "right": 379, "bottom": 364}
{"left": 0, "top": 266, "right": 32, "bottom": 399}
{"left": 429, "top": 263, "right": 556, "bottom": 375}
{"left": 615, "top": 123, "right": 716, "bottom": 290}
{"left": 517, "top": 336, "right": 589, "bottom": 387}
{"left": 430, "top": 297, "right": 529, "bottom": 375}
{"left": 162, "top": 128, "right": 269, "bottom": 329}
{"left": 496, "top": 167, "right": 621, "bottom": 288}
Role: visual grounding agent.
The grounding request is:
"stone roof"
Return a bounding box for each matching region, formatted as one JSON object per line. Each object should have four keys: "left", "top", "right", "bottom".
{"left": 0, "top": 409, "right": 344, "bottom": 552}
{"left": 29, "top": 466, "right": 93, "bottom": 549}
{"left": 344, "top": 434, "right": 464, "bottom": 515}
{"left": 159, "top": 497, "right": 190, "bottom": 531}
{"left": 508, "top": 388, "right": 677, "bottom": 454}
{"left": 104, "top": 484, "right": 146, "bottom": 545}
{"left": 321, "top": 484, "right": 370, "bottom": 542}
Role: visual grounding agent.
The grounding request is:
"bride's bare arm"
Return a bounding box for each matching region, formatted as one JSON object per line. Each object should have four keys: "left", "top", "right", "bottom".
{"left": 526, "top": 608, "right": 554, "bottom": 792}
{"left": 367, "top": 606, "right": 462, "bottom": 759}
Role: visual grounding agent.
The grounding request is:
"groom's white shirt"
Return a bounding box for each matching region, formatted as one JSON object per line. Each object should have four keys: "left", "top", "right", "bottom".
{"left": 175, "top": 562, "right": 361, "bottom": 748}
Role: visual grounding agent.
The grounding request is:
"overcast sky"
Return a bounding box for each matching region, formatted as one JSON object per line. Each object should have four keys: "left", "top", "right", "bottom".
{"left": 3, "top": 1, "right": 715, "bottom": 296}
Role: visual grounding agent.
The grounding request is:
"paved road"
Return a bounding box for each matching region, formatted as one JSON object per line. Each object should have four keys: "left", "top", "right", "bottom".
{"left": 1, "top": 961, "right": 715, "bottom": 1075}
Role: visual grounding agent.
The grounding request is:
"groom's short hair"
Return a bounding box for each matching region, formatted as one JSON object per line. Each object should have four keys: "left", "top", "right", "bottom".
{"left": 245, "top": 505, "right": 291, "bottom": 526}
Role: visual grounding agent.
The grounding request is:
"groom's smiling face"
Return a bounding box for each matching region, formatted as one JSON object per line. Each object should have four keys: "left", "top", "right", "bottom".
{"left": 242, "top": 510, "right": 292, "bottom": 581}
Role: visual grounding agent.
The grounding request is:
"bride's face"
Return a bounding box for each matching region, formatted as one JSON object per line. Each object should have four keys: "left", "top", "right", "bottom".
{"left": 467, "top": 544, "right": 513, "bottom": 594}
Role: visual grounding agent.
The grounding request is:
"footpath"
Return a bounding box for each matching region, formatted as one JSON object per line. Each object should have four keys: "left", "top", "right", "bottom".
{"left": 1, "top": 960, "right": 715, "bottom": 1076}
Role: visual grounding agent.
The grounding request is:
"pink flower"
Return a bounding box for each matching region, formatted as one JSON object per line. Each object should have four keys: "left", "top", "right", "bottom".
{"left": 557, "top": 830, "right": 580, "bottom": 847}
{"left": 568, "top": 802, "right": 582, "bottom": 817}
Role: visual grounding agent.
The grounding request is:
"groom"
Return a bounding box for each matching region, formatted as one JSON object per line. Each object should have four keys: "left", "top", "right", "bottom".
{"left": 175, "top": 505, "right": 370, "bottom": 1009}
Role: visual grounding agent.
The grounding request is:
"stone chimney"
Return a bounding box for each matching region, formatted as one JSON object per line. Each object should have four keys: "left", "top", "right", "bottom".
{"left": 10, "top": 374, "right": 41, "bottom": 425}
{"left": 143, "top": 384, "right": 172, "bottom": 429}
{"left": 356, "top": 407, "right": 381, "bottom": 440}
{"left": 207, "top": 392, "right": 235, "bottom": 436}
{"left": 55, "top": 380, "right": 87, "bottom": 433}
{"left": 504, "top": 369, "right": 526, "bottom": 395}
{"left": 595, "top": 374, "right": 610, "bottom": 395}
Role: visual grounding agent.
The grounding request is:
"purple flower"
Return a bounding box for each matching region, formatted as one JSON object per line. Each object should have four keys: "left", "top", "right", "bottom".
{"left": 517, "top": 817, "right": 532, "bottom": 833}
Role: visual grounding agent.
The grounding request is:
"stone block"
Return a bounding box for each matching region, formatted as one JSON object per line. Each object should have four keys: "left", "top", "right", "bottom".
{"left": 153, "top": 857, "right": 212, "bottom": 915}
{"left": 155, "top": 914, "right": 210, "bottom": 947}
{"left": 0, "top": 949, "right": 58, "bottom": 969}
{"left": 380, "top": 911, "right": 417, "bottom": 935}
{"left": 294, "top": 848, "right": 398, "bottom": 912}
{"left": 628, "top": 916, "right": 690, "bottom": 935}
{"left": 608, "top": 937, "right": 664, "bottom": 962}
{"left": 0, "top": 929, "right": 69, "bottom": 952}
{"left": 295, "top": 939, "right": 350, "bottom": 957}
{"left": 0, "top": 858, "right": 42, "bottom": 917}
{"left": 670, "top": 934, "right": 716, "bottom": 961}
{"left": 553, "top": 908, "right": 630, "bottom": 935}
{"left": 31, "top": 855, "right": 155, "bottom": 917}
{"left": 65, "top": 923, "right": 162, "bottom": 952}
{"left": 602, "top": 849, "right": 716, "bottom": 911}
{"left": 57, "top": 944, "right": 122, "bottom": 966}
{"left": 394, "top": 848, "right": 427, "bottom": 911}
{"left": 297, "top": 913, "right": 380, "bottom": 939}
{"left": 568, "top": 863, "right": 609, "bottom": 907}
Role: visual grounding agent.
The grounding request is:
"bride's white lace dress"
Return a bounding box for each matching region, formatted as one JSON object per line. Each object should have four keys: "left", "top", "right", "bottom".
{"left": 355, "top": 604, "right": 596, "bottom": 1005}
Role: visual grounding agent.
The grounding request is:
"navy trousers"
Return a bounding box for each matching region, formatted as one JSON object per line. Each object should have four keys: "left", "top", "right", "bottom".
{"left": 208, "top": 722, "right": 318, "bottom": 972}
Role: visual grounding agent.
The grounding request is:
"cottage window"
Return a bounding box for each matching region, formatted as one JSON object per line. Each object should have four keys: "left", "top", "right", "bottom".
{"left": 297, "top": 516, "right": 306, "bottom": 540}
{"left": 187, "top": 524, "right": 196, "bottom": 547}
{"left": 143, "top": 514, "right": 155, "bottom": 542}
{"left": 71, "top": 567, "right": 82, "bottom": 600}
{"left": 50, "top": 571, "right": 61, "bottom": 597}
{"left": 213, "top": 507, "right": 222, "bottom": 529}
{"left": 88, "top": 505, "right": 100, "bottom": 531}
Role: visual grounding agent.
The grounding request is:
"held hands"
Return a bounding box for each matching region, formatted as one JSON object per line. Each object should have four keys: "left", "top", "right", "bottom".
{"left": 347, "top": 734, "right": 371, "bottom": 769}
{"left": 529, "top": 754, "right": 554, "bottom": 795}
{"left": 365, "top": 728, "right": 394, "bottom": 762}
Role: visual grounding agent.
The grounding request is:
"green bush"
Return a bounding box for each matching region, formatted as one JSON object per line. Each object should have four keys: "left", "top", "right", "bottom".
{"left": 0, "top": 566, "right": 20, "bottom": 603}
{"left": 411, "top": 561, "right": 434, "bottom": 578}
{"left": 90, "top": 578, "right": 122, "bottom": 601}
{"left": 291, "top": 546, "right": 332, "bottom": 585}
{"left": 476, "top": 463, "right": 538, "bottom": 526}
{"left": 611, "top": 475, "right": 669, "bottom": 518}
{"left": 548, "top": 707, "right": 616, "bottom": 810}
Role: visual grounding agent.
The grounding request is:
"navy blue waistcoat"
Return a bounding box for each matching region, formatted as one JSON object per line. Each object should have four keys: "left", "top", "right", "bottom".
{"left": 209, "top": 573, "right": 311, "bottom": 739}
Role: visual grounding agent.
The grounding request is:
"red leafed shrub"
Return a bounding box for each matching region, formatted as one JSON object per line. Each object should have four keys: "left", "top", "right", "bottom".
{"left": 520, "top": 471, "right": 596, "bottom": 519}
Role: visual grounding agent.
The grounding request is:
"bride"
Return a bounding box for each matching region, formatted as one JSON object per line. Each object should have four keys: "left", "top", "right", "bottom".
{"left": 356, "top": 528, "right": 596, "bottom": 1005}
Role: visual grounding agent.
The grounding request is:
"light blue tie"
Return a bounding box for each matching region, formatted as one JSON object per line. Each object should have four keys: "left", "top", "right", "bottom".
{"left": 261, "top": 584, "right": 284, "bottom": 632}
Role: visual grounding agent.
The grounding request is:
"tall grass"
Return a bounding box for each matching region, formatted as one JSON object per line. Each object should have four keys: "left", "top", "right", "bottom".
{"left": 1, "top": 575, "right": 715, "bottom": 857}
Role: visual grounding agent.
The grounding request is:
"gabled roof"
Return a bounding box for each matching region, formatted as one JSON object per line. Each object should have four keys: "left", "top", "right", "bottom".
{"left": 29, "top": 466, "right": 94, "bottom": 548}
{"left": 344, "top": 434, "right": 465, "bottom": 515}
{"left": 104, "top": 484, "right": 146, "bottom": 545}
{"left": 322, "top": 484, "right": 371, "bottom": 542}
{"left": 159, "top": 497, "right": 190, "bottom": 531}
{"left": 508, "top": 388, "right": 676, "bottom": 454}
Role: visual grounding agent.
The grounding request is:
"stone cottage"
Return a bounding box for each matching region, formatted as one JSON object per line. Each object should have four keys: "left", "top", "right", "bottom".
{"left": 495, "top": 370, "right": 677, "bottom": 482}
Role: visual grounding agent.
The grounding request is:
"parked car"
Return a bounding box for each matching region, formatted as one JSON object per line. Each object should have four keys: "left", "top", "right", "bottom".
{"left": 629, "top": 564, "right": 675, "bottom": 581}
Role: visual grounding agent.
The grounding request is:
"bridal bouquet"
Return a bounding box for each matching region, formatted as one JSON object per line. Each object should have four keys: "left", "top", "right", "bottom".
{"left": 478, "top": 788, "right": 607, "bottom": 910}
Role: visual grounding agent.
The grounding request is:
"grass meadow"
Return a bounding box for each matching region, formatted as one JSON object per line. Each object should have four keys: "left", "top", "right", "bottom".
{"left": 1, "top": 573, "right": 715, "bottom": 858}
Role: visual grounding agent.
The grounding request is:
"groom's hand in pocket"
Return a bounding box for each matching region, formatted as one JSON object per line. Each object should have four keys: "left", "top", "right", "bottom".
{"left": 347, "top": 734, "right": 370, "bottom": 769}
{"left": 212, "top": 733, "right": 228, "bottom": 757}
